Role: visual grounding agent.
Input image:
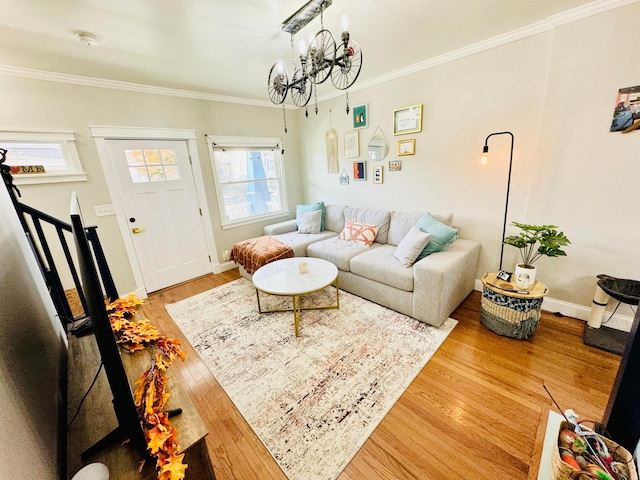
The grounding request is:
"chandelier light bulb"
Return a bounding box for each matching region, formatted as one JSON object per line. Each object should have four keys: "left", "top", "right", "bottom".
{"left": 298, "top": 39, "right": 308, "bottom": 56}
{"left": 340, "top": 13, "right": 350, "bottom": 32}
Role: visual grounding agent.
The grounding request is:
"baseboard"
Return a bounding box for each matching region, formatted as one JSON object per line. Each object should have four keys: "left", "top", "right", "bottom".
{"left": 473, "top": 279, "right": 634, "bottom": 332}
{"left": 213, "top": 261, "right": 237, "bottom": 274}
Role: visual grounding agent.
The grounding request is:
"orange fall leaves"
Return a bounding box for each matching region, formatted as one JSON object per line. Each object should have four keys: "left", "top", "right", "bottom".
{"left": 106, "top": 294, "right": 188, "bottom": 480}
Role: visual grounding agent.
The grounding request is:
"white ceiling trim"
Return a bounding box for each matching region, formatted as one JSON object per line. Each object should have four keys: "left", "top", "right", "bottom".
{"left": 0, "top": 0, "right": 636, "bottom": 108}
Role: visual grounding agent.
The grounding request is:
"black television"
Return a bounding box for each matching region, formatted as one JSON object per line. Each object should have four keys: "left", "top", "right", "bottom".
{"left": 70, "top": 192, "right": 148, "bottom": 459}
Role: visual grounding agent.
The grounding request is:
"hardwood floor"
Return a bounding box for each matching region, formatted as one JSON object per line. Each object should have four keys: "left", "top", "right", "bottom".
{"left": 140, "top": 270, "right": 621, "bottom": 480}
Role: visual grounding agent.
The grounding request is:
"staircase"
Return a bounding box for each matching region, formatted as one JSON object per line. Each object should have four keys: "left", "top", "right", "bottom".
{"left": 1, "top": 156, "right": 118, "bottom": 330}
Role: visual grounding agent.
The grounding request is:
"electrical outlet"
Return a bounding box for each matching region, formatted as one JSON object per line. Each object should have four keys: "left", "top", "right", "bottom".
{"left": 223, "top": 250, "right": 230, "bottom": 261}
{"left": 95, "top": 204, "right": 115, "bottom": 217}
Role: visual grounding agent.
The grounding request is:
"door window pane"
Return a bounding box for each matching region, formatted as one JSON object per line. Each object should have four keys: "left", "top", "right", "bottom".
{"left": 125, "top": 148, "right": 181, "bottom": 183}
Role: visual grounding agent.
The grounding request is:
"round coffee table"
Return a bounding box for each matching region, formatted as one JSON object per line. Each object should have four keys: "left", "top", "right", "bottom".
{"left": 252, "top": 257, "right": 339, "bottom": 337}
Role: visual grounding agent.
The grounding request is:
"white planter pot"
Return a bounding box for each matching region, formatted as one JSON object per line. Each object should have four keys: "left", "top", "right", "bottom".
{"left": 514, "top": 264, "right": 537, "bottom": 288}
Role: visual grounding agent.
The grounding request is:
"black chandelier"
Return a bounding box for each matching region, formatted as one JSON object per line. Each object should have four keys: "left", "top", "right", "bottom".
{"left": 267, "top": 0, "right": 363, "bottom": 132}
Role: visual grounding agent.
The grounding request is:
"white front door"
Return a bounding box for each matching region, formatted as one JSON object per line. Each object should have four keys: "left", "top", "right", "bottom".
{"left": 106, "top": 139, "right": 211, "bottom": 292}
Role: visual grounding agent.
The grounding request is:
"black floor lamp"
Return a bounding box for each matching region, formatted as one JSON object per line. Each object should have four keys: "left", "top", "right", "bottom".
{"left": 481, "top": 131, "right": 514, "bottom": 273}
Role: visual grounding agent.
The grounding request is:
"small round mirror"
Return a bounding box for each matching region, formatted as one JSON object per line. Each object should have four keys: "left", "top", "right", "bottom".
{"left": 368, "top": 127, "right": 389, "bottom": 161}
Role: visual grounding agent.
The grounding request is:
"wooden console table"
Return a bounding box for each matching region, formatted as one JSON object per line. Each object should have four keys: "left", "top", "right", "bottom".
{"left": 67, "top": 326, "right": 215, "bottom": 479}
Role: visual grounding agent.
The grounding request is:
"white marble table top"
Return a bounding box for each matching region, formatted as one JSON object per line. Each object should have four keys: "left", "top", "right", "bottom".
{"left": 252, "top": 257, "right": 338, "bottom": 296}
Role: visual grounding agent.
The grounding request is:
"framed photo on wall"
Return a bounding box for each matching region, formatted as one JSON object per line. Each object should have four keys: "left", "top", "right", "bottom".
{"left": 353, "top": 104, "right": 368, "bottom": 129}
{"left": 353, "top": 161, "right": 366, "bottom": 180}
{"left": 373, "top": 165, "right": 383, "bottom": 184}
{"left": 398, "top": 139, "right": 415, "bottom": 156}
{"left": 340, "top": 173, "right": 349, "bottom": 185}
{"left": 393, "top": 104, "right": 423, "bottom": 135}
{"left": 389, "top": 160, "right": 401, "bottom": 171}
{"left": 344, "top": 130, "right": 360, "bottom": 158}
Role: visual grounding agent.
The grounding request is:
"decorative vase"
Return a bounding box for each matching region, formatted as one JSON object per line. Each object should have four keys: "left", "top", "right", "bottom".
{"left": 515, "top": 264, "right": 537, "bottom": 287}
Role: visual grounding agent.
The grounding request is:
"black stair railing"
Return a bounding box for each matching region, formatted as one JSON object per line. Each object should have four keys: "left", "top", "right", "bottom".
{"left": 1, "top": 150, "right": 118, "bottom": 330}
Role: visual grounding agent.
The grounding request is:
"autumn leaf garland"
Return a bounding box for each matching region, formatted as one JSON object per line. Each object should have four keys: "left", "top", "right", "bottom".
{"left": 106, "top": 294, "right": 188, "bottom": 480}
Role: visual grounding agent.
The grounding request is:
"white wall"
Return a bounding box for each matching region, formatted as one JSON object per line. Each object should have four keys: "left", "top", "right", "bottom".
{"left": 0, "top": 181, "right": 66, "bottom": 478}
{"left": 0, "top": 76, "right": 304, "bottom": 294}
{"left": 295, "top": 3, "right": 640, "bottom": 319}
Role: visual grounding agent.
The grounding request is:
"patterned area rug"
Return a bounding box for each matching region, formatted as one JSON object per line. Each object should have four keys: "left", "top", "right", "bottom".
{"left": 165, "top": 278, "right": 456, "bottom": 480}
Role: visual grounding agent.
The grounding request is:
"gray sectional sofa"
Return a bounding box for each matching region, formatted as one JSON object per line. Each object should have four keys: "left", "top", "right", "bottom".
{"left": 256, "top": 204, "right": 480, "bottom": 328}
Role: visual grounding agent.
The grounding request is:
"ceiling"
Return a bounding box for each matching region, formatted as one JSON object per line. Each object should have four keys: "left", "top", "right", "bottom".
{"left": 0, "top": 0, "right": 610, "bottom": 104}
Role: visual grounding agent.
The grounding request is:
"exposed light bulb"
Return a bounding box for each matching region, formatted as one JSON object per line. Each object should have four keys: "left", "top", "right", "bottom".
{"left": 481, "top": 146, "right": 489, "bottom": 165}
{"left": 298, "top": 39, "right": 307, "bottom": 56}
{"left": 340, "top": 13, "right": 350, "bottom": 32}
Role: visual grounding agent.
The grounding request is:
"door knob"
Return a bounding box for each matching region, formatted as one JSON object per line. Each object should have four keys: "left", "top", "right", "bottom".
{"left": 131, "top": 227, "right": 146, "bottom": 234}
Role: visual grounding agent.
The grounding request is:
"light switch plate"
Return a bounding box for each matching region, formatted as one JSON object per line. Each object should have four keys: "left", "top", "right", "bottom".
{"left": 94, "top": 204, "right": 115, "bottom": 217}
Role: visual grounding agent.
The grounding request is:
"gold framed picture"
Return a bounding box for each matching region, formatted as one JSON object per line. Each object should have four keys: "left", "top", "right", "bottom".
{"left": 398, "top": 139, "right": 416, "bottom": 156}
{"left": 393, "top": 104, "right": 423, "bottom": 135}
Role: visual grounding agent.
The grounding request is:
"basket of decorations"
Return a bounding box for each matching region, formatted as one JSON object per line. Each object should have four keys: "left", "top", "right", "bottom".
{"left": 551, "top": 420, "right": 637, "bottom": 480}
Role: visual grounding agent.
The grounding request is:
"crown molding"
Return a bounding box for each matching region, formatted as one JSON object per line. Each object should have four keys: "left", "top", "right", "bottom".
{"left": 0, "top": 0, "right": 636, "bottom": 107}
{"left": 317, "top": 0, "right": 638, "bottom": 103}
{"left": 0, "top": 64, "right": 285, "bottom": 109}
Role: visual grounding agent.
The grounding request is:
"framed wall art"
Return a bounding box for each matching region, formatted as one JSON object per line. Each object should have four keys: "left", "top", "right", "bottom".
{"left": 344, "top": 130, "right": 360, "bottom": 158}
{"left": 353, "top": 104, "right": 368, "bottom": 129}
{"left": 393, "top": 104, "right": 423, "bottom": 135}
{"left": 339, "top": 171, "right": 350, "bottom": 185}
{"left": 353, "top": 161, "right": 366, "bottom": 180}
{"left": 389, "top": 160, "right": 401, "bottom": 171}
{"left": 398, "top": 139, "right": 415, "bottom": 156}
{"left": 373, "top": 165, "right": 383, "bottom": 184}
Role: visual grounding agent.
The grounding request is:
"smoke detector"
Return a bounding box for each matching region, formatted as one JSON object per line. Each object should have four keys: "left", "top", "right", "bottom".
{"left": 75, "top": 32, "right": 99, "bottom": 47}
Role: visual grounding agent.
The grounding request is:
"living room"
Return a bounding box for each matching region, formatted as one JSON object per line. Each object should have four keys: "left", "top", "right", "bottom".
{"left": 0, "top": 0, "right": 639, "bottom": 478}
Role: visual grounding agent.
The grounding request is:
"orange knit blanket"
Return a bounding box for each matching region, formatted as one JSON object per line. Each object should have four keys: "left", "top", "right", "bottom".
{"left": 230, "top": 235, "right": 294, "bottom": 274}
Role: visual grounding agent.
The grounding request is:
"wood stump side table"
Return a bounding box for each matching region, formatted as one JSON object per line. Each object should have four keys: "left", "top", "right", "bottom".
{"left": 480, "top": 272, "right": 548, "bottom": 339}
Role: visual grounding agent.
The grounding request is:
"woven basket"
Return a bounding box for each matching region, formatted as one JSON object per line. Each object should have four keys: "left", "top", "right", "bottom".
{"left": 480, "top": 287, "right": 543, "bottom": 339}
{"left": 551, "top": 421, "right": 638, "bottom": 480}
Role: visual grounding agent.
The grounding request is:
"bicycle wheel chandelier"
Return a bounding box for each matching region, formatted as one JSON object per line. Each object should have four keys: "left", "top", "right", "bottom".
{"left": 267, "top": 0, "right": 363, "bottom": 133}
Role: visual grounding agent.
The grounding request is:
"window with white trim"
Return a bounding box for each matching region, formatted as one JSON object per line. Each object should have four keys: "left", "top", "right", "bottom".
{"left": 207, "top": 135, "right": 288, "bottom": 228}
{"left": 0, "top": 131, "right": 87, "bottom": 184}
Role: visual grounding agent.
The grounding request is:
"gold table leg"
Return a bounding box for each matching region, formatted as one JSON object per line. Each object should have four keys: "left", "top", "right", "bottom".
{"left": 254, "top": 277, "right": 340, "bottom": 337}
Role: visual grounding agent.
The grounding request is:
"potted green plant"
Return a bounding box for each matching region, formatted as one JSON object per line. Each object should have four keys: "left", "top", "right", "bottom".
{"left": 503, "top": 222, "right": 571, "bottom": 285}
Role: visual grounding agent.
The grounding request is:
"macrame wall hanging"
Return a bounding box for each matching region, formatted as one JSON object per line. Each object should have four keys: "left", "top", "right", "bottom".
{"left": 325, "top": 109, "right": 339, "bottom": 174}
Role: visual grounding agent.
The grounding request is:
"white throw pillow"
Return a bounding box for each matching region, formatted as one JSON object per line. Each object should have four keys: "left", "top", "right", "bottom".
{"left": 298, "top": 209, "right": 322, "bottom": 234}
{"left": 393, "top": 226, "right": 432, "bottom": 267}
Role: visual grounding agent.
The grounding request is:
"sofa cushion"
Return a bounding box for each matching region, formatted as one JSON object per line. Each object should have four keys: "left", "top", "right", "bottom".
{"left": 344, "top": 206, "right": 391, "bottom": 244}
{"left": 338, "top": 221, "right": 380, "bottom": 247}
{"left": 307, "top": 236, "right": 379, "bottom": 271}
{"left": 296, "top": 201, "right": 325, "bottom": 231}
{"left": 324, "top": 204, "right": 346, "bottom": 233}
{"left": 350, "top": 245, "right": 415, "bottom": 292}
{"left": 393, "top": 226, "right": 431, "bottom": 267}
{"left": 298, "top": 209, "right": 322, "bottom": 234}
{"left": 270, "top": 231, "right": 337, "bottom": 257}
{"left": 416, "top": 212, "right": 458, "bottom": 259}
{"left": 388, "top": 210, "right": 454, "bottom": 246}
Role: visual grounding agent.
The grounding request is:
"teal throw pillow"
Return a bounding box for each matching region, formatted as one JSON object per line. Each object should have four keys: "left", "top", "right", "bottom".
{"left": 296, "top": 201, "right": 325, "bottom": 231}
{"left": 415, "top": 212, "right": 458, "bottom": 259}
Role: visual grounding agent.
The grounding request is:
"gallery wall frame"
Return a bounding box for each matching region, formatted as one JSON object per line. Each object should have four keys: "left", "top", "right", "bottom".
{"left": 398, "top": 139, "right": 415, "bottom": 156}
{"left": 344, "top": 130, "right": 360, "bottom": 158}
{"left": 393, "top": 104, "right": 423, "bottom": 135}
{"left": 353, "top": 161, "right": 366, "bottom": 180}
{"left": 353, "top": 104, "right": 368, "bottom": 129}
{"left": 373, "top": 165, "right": 383, "bottom": 184}
{"left": 389, "top": 160, "right": 401, "bottom": 171}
